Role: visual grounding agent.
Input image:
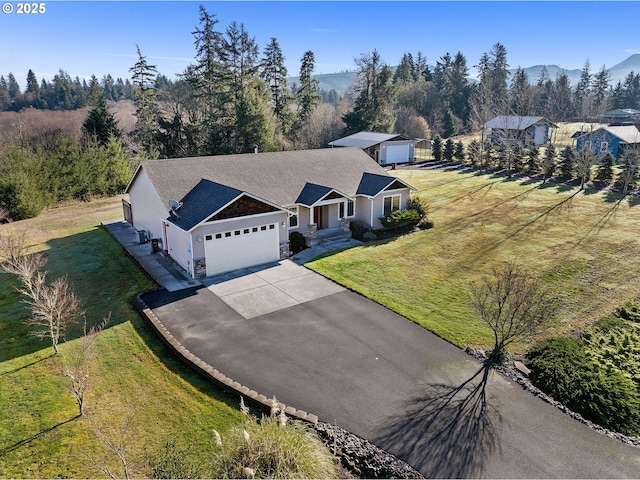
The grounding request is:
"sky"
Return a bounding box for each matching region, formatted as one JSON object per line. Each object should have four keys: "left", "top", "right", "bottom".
{"left": 1, "top": 1, "right": 640, "bottom": 89}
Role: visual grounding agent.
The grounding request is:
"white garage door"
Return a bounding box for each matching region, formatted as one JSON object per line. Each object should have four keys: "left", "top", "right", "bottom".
{"left": 385, "top": 143, "right": 410, "bottom": 164}
{"left": 205, "top": 223, "right": 279, "bottom": 276}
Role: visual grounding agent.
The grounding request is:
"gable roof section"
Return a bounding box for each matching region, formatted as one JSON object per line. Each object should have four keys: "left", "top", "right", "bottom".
{"left": 128, "top": 148, "right": 397, "bottom": 210}
{"left": 604, "top": 125, "right": 640, "bottom": 144}
{"left": 483, "top": 116, "right": 553, "bottom": 130}
{"left": 329, "top": 131, "right": 409, "bottom": 148}
{"left": 356, "top": 172, "right": 414, "bottom": 197}
{"left": 168, "top": 179, "right": 243, "bottom": 231}
{"left": 295, "top": 182, "right": 352, "bottom": 207}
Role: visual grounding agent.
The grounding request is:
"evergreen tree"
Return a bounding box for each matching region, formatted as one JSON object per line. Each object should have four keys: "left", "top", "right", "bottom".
{"left": 468, "top": 139, "right": 481, "bottom": 165}
{"left": 591, "top": 65, "right": 610, "bottom": 113}
{"left": 343, "top": 49, "right": 395, "bottom": 134}
{"left": 615, "top": 150, "right": 639, "bottom": 195}
{"left": 219, "top": 21, "right": 274, "bottom": 153}
{"left": 526, "top": 145, "right": 540, "bottom": 174}
{"left": 454, "top": 141, "right": 465, "bottom": 163}
{"left": 82, "top": 93, "right": 121, "bottom": 146}
{"left": 431, "top": 136, "right": 443, "bottom": 162}
{"left": 442, "top": 108, "right": 457, "bottom": 138}
{"left": 549, "top": 73, "right": 574, "bottom": 121}
{"left": 574, "top": 60, "right": 592, "bottom": 118}
{"left": 558, "top": 146, "right": 575, "bottom": 179}
{"left": 296, "top": 50, "right": 321, "bottom": 124}
{"left": 443, "top": 138, "right": 454, "bottom": 161}
{"left": 7, "top": 73, "right": 20, "bottom": 99}
{"left": 509, "top": 67, "right": 532, "bottom": 116}
{"left": 595, "top": 152, "right": 614, "bottom": 184}
{"left": 261, "top": 37, "right": 294, "bottom": 132}
{"left": 130, "top": 45, "right": 160, "bottom": 155}
{"left": 0, "top": 76, "right": 9, "bottom": 108}
{"left": 542, "top": 143, "right": 557, "bottom": 182}
{"left": 393, "top": 53, "right": 415, "bottom": 84}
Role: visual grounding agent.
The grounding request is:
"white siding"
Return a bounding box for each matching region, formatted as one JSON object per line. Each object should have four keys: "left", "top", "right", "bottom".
{"left": 127, "top": 169, "right": 169, "bottom": 241}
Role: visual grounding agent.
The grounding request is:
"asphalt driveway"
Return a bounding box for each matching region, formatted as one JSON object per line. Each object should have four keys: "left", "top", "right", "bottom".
{"left": 140, "top": 262, "right": 640, "bottom": 478}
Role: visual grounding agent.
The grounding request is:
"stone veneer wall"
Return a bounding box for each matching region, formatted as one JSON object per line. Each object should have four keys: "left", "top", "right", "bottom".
{"left": 193, "top": 257, "right": 206, "bottom": 278}
{"left": 279, "top": 241, "right": 291, "bottom": 260}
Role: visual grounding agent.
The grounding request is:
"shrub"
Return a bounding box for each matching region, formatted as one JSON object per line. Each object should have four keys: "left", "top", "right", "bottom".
{"left": 210, "top": 398, "right": 337, "bottom": 479}
{"left": 362, "top": 231, "right": 377, "bottom": 242}
{"left": 527, "top": 337, "right": 640, "bottom": 436}
{"left": 349, "top": 219, "right": 371, "bottom": 241}
{"left": 379, "top": 209, "right": 420, "bottom": 230}
{"left": 289, "top": 231, "right": 306, "bottom": 254}
{"left": 407, "top": 194, "right": 432, "bottom": 229}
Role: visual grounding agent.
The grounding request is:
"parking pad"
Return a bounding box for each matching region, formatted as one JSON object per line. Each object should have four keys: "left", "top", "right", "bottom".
{"left": 204, "top": 260, "right": 345, "bottom": 319}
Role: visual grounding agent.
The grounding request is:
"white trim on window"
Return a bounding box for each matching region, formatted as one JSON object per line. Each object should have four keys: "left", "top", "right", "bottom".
{"left": 287, "top": 206, "right": 299, "bottom": 229}
{"left": 600, "top": 141, "right": 609, "bottom": 152}
{"left": 339, "top": 199, "right": 355, "bottom": 219}
{"left": 383, "top": 194, "right": 401, "bottom": 216}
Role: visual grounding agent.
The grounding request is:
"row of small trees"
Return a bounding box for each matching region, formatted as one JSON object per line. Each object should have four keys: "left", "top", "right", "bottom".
{"left": 431, "top": 136, "right": 640, "bottom": 194}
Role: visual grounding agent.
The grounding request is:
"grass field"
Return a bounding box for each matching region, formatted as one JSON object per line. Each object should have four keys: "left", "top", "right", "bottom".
{"left": 0, "top": 197, "right": 242, "bottom": 478}
{"left": 307, "top": 164, "right": 640, "bottom": 352}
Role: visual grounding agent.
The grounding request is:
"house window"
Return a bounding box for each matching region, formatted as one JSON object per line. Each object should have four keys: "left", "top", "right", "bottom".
{"left": 288, "top": 206, "right": 299, "bottom": 228}
{"left": 600, "top": 141, "right": 609, "bottom": 153}
{"left": 383, "top": 195, "right": 401, "bottom": 215}
{"left": 339, "top": 199, "right": 355, "bottom": 218}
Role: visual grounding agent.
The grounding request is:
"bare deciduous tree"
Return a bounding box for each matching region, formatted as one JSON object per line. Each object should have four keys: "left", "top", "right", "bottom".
{"left": 1, "top": 231, "right": 83, "bottom": 354}
{"left": 61, "top": 316, "right": 109, "bottom": 416}
{"left": 86, "top": 411, "right": 138, "bottom": 480}
{"left": 470, "top": 261, "right": 558, "bottom": 362}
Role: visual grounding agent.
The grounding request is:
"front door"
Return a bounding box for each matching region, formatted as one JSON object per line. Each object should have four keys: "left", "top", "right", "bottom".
{"left": 313, "top": 206, "right": 325, "bottom": 229}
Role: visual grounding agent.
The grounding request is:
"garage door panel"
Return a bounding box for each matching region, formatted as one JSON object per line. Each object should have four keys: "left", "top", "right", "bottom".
{"left": 205, "top": 223, "right": 279, "bottom": 276}
{"left": 385, "top": 144, "right": 410, "bottom": 164}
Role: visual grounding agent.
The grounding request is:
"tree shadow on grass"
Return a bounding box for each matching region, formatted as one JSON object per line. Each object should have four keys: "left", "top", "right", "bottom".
{"left": 0, "top": 415, "right": 79, "bottom": 456}
{"left": 372, "top": 364, "right": 500, "bottom": 478}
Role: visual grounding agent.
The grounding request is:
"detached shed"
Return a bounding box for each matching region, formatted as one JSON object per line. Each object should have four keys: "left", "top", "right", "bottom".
{"left": 482, "top": 116, "right": 555, "bottom": 146}
{"left": 575, "top": 125, "right": 640, "bottom": 157}
{"left": 329, "top": 131, "right": 415, "bottom": 165}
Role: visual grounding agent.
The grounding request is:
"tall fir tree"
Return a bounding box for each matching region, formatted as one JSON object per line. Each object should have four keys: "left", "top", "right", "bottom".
{"left": 296, "top": 50, "right": 321, "bottom": 124}
{"left": 130, "top": 45, "right": 160, "bottom": 155}
{"left": 261, "top": 37, "right": 294, "bottom": 133}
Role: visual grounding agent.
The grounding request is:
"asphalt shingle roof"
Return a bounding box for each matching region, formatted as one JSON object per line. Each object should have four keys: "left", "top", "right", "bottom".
{"left": 168, "top": 179, "right": 243, "bottom": 231}
{"left": 130, "top": 147, "right": 393, "bottom": 209}
{"left": 356, "top": 172, "right": 396, "bottom": 197}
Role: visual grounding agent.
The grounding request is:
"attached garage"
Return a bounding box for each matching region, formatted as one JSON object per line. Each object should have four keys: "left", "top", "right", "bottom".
{"left": 204, "top": 223, "right": 280, "bottom": 276}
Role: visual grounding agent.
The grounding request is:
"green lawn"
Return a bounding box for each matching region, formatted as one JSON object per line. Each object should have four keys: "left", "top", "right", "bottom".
{"left": 0, "top": 197, "right": 242, "bottom": 478}
{"left": 307, "top": 166, "right": 640, "bottom": 352}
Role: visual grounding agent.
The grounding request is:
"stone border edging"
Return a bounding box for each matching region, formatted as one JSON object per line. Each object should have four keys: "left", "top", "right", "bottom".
{"left": 133, "top": 289, "right": 319, "bottom": 425}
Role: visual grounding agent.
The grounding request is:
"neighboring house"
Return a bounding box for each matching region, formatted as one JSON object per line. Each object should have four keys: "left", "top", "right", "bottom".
{"left": 482, "top": 116, "right": 555, "bottom": 146}
{"left": 329, "top": 131, "right": 415, "bottom": 165}
{"left": 575, "top": 124, "right": 640, "bottom": 157}
{"left": 124, "top": 148, "right": 414, "bottom": 278}
{"left": 598, "top": 108, "right": 640, "bottom": 124}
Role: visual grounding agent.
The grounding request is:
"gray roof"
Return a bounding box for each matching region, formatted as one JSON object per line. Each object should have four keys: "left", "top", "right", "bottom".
{"left": 128, "top": 147, "right": 397, "bottom": 210}
{"left": 482, "top": 116, "right": 554, "bottom": 130}
{"left": 357, "top": 172, "right": 398, "bottom": 197}
{"left": 295, "top": 182, "right": 348, "bottom": 207}
{"left": 576, "top": 125, "right": 640, "bottom": 144}
{"left": 329, "top": 131, "right": 409, "bottom": 148}
{"left": 604, "top": 125, "right": 640, "bottom": 144}
{"left": 169, "top": 179, "right": 243, "bottom": 231}
{"left": 599, "top": 109, "right": 640, "bottom": 119}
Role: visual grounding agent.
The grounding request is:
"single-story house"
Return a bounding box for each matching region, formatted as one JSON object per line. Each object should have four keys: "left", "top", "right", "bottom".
{"left": 482, "top": 116, "right": 555, "bottom": 146}
{"left": 598, "top": 109, "right": 640, "bottom": 123}
{"left": 575, "top": 124, "right": 640, "bottom": 157}
{"left": 124, "top": 148, "right": 414, "bottom": 278}
{"left": 329, "top": 131, "right": 415, "bottom": 165}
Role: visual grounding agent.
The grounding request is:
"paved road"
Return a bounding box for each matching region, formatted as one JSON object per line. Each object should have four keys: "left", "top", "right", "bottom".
{"left": 141, "top": 283, "right": 640, "bottom": 478}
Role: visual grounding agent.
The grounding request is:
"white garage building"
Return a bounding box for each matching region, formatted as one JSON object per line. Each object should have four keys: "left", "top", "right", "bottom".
{"left": 329, "top": 131, "right": 415, "bottom": 166}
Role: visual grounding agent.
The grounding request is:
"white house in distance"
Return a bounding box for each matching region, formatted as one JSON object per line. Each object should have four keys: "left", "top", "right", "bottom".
{"left": 124, "top": 148, "right": 414, "bottom": 278}
{"left": 329, "top": 131, "right": 415, "bottom": 165}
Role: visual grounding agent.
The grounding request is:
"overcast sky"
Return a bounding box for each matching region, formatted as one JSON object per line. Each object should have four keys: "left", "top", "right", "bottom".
{"left": 2, "top": 1, "right": 639, "bottom": 89}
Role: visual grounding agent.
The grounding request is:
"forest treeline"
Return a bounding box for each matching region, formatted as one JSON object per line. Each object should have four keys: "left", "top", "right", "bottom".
{"left": 2, "top": 4, "right": 640, "bottom": 222}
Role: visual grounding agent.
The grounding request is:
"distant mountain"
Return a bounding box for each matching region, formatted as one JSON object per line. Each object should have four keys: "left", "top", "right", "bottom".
{"left": 290, "top": 54, "right": 640, "bottom": 97}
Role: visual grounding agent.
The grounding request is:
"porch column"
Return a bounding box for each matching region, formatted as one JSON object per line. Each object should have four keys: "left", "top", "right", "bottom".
{"left": 309, "top": 206, "right": 314, "bottom": 224}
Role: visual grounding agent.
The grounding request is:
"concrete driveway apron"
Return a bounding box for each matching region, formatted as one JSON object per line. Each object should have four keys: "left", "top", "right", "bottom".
{"left": 141, "top": 260, "right": 640, "bottom": 479}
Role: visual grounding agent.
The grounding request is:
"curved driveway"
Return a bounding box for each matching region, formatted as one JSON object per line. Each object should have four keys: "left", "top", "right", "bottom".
{"left": 140, "top": 263, "right": 640, "bottom": 478}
